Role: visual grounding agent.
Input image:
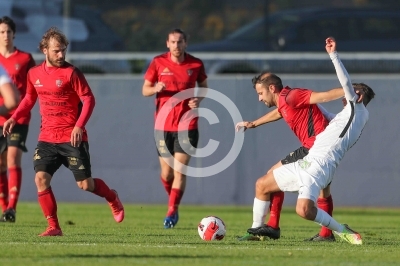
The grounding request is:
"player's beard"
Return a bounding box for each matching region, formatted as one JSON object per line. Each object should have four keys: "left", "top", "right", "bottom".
{"left": 48, "top": 56, "right": 65, "bottom": 67}
{"left": 172, "top": 49, "right": 184, "bottom": 58}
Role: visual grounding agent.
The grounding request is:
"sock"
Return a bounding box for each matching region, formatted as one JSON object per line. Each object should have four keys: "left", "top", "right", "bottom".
{"left": 7, "top": 167, "right": 22, "bottom": 210}
{"left": 38, "top": 187, "right": 60, "bottom": 229}
{"left": 167, "top": 188, "right": 183, "bottom": 216}
{"left": 314, "top": 207, "right": 342, "bottom": 232}
{"left": 0, "top": 171, "right": 8, "bottom": 212}
{"left": 160, "top": 177, "right": 173, "bottom": 196}
{"left": 266, "top": 191, "right": 284, "bottom": 229}
{"left": 317, "top": 195, "right": 334, "bottom": 237}
{"left": 92, "top": 178, "right": 116, "bottom": 202}
{"left": 251, "top": 197, "right": 269, "bottom": 228}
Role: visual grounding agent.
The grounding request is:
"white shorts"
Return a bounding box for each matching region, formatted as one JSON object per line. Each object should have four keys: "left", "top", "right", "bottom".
{"left": 273, "top": 159, "right": 334, "bottom": 203}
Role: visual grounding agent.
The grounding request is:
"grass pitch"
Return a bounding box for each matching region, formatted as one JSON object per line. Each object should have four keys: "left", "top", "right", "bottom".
{"left": 0, "top": 203, "right": 399, "bottom": 266}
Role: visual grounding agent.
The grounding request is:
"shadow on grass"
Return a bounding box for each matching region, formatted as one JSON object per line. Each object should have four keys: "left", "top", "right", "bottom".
{"left": 66, "top": 254, "right": 213, "bottom": 258}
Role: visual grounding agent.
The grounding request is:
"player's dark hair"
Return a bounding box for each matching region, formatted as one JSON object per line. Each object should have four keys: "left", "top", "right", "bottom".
{"left": 0, "top": 16, "right": 16, "bottom": 34}
{"left": 39, "top": 27, "right": 69, "bottom": 51}
{"left": 167, "top": 28, "right": 188, "bottom": 42}
{"left": 252, "top": 71, "right": 283, "bottom": 90}
{"left": 352, "top": 83, "right": 375, "bottom": 106}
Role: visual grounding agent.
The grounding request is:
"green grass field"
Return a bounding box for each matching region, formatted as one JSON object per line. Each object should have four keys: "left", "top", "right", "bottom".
{"left": 0, "top": 202, "right": 399, "bottom": 266}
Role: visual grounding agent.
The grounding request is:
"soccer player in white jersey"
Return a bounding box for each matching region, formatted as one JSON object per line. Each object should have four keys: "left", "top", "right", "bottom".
{"left": 243, "top": 37, "right": 375, "bottom": 245}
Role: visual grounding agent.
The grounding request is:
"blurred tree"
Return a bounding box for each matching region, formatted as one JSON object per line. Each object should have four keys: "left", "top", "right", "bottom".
{"left": 71, "top": 0, "right": 400, "bottom": 51}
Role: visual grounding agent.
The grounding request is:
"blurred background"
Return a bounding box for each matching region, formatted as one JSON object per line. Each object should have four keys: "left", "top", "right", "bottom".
{"left": 1, "top": 0, "right": 400, "bottom": 206}
{"left": 2, "top": 0, "right": 400, "bottom": 74}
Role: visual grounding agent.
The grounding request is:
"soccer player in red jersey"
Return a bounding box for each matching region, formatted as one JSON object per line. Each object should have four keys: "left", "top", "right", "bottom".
{"left": 0, "top": 16, "right": 36, "bottom": 222}
{"left": 142, "top": 28, "right": 208, "bottom": 228}
{"left": 236, "top": 73, "right": 345, "bottom": 241}
{"left": 2, "top": 27, "right": 124, "bottom": 236}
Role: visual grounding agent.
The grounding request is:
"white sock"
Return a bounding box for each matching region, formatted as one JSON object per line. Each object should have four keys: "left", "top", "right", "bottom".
{"left": 314, "top": 207, "right": 344, "bottom": 232}
{"left": 251, "top": 197, "right": 269, "bottom": 228}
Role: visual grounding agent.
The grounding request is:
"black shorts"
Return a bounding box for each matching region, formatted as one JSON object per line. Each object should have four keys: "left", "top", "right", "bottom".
{"left": 155, "top": 129, "right": 199, "bottom": 157}
{"left": 281, "top": 146, "right": 309, "bottom": 165}
{"left": 33, "top": 141, "right": 92, "bottom": 181}
{"left": 0, "top": 124, "right": 29, "bottom": 153}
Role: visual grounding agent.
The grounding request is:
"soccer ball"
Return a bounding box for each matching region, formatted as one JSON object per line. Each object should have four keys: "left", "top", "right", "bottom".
{"left": 198, "top": 216, "right": 226, "bottom": 241}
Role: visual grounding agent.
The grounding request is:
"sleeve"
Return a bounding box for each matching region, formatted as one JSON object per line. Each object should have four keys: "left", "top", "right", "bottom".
{"left": 329, "top": 51, "right": 357, "bottom": 102}
{"left": 285, "top": 88, "right": 313, "bottom": 108}
{"left": 71, "top": 69, "right": 95, "bottom": 128}
{"left": 0, "top": 65, "right": 11, "bottom": 86}
{"left": 143, "top": 59, "right": 158, "bottom": 83}
{"left": 11, "top": 71, "right": 37, "bottom": 120}
{"left": 27, "top": 54, "right": 36, "bottom": 70}
{"left": 317, "top": 104, "right": 336, "bottom": 121}
{"left": 196, "top": 61, "right": 207, "bottom": 83}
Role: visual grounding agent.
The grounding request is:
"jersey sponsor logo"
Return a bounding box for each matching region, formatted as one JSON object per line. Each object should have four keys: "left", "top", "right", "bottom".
{"left": 187, "top": 69, "right": 193, "bottom": 76}
{"left": 34, "top": 79, "right": 43, "bottom": 87}
{"left": 56, "top": 79, "right": 63, "bottom": 87}
{"left": 68, "top": 157, "right": 78, "bottom": 166}
{"left": 158, "top": 147, "right": 167, "bottom": 154}
{"left": 33, "top": 149, "right": 41, "bottom": 160}
{"left": 161, "top": 67, "right": 173, "bottom": 76}
{"left": 298, "top": 159, "right": 311, "bottom": 169}
{"left": 10, "top": 133, "right": 20, "bottom": 141}
{"left": 15, "top": 64, "right": 20, "bottom": 70}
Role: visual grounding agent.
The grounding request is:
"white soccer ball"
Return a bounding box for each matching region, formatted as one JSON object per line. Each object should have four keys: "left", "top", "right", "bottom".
{"left": 198, "top": 216, "right": 226, "bottom": 241}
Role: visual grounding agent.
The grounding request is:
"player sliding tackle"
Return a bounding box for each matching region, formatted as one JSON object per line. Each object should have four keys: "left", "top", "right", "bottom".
{"left": 241, "top": 37, "right": 375, "bottom": 244}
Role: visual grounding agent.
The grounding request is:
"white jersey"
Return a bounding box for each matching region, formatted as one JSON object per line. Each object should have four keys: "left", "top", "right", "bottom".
{"left": 302, "top": 52, "right": 369, "bottom": 186}
{"left": 0, "top": 64, "right": 11, "bottom": 86}
{"left": 273, "top": 51, "right": 369, "bottom": 201}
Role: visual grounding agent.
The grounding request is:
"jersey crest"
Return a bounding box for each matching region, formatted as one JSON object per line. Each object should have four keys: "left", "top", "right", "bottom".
{"left": 56, "top": 79, "right": 63, "bottom": 87}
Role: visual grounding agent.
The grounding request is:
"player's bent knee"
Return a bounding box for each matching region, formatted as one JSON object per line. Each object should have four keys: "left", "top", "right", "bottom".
{"left": 295, "top": 204, "right": 314, "bottom": 220}
{"left": 255, "top": 177, "right": 269, "bottom": 194}
{"left": 34, "top": 172, "right": 51, "bottom": 190}
{"left": 295, "top": 203, "right": 309, "bottom": 219}
{"left": 160, "top": 172, "right": 174, "bottom": 182}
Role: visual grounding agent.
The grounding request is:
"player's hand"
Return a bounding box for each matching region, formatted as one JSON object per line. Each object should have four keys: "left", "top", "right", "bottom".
{"left": 188, "top": 97, "right": 202, "bottom": 109}
{"left": 235, "top": 121, "right": 255, "bottom": 132}
{"left": 154, "top": 82, "right": 165, "bottom": 93}
{"left": 70, "top": 126, "right": 83, "bottom": 147}
{"left": 3, "top": 118, "right": 16, "bottom": 136}
{"left": 325, "top": 37, "right": 336, "bottom": 53}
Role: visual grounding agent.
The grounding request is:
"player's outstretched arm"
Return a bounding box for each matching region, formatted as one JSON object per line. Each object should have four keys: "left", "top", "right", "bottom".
{"left": 235, "top": 108, "right": 282, "bottom": 132}
{"left": 326, "top": 37, "right": 357, "bottom": 102}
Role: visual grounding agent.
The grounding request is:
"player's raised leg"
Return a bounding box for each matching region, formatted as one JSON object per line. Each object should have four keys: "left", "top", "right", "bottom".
{"left": 85, "top": 177, "right": 124, "bottom": 223}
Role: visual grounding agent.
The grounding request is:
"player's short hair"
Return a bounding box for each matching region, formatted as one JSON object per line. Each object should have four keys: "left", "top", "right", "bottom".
{"left": 252, "top": 71, "right": 283, "bottom": 90}
{"left": 352, "top": 83, "right": 375, "bottom": 106}
{"left": 0, "top": 16, "right": 16, "bottom": 34}
{"left": 167, "top": 28, "right": 188, "bottom": 42}
{"left": 39, "top": 27, "right": 69, "bottom": 51}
